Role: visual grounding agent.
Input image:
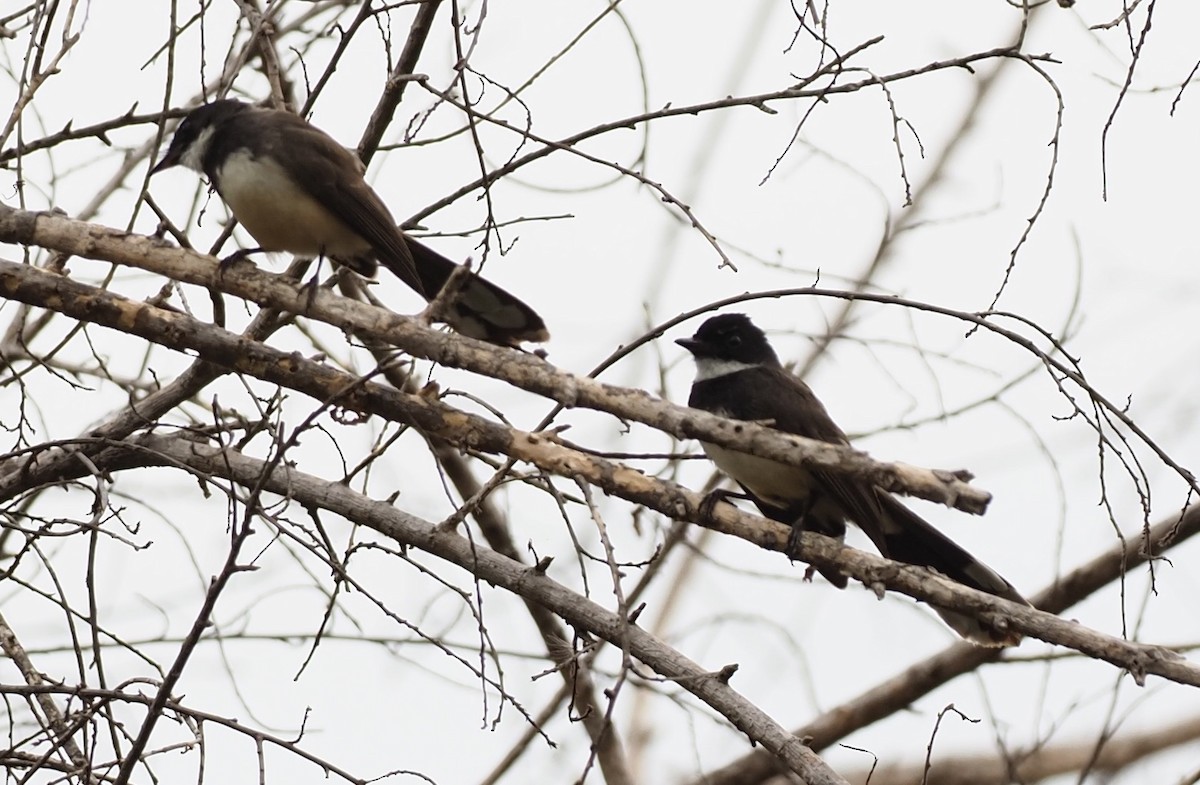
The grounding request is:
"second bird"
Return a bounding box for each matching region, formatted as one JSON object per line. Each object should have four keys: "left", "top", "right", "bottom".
{"left": 152, "top": 99, "right": 548, "bottom": 348}
{"left": 677, "top": 313, "right": 1029, "bottom": 646}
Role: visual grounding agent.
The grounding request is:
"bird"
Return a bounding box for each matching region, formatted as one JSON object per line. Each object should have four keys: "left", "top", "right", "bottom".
{"left": 151, "top": 99, "right": 548, "bottom": 348}
{"left": 676, "top": 313, "right": 1030, "bottom": 646}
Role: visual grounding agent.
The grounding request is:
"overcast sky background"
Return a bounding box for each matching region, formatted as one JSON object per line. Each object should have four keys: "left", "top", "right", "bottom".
{"left": 3, "top": 1, "right": 1200, "bottom": 782}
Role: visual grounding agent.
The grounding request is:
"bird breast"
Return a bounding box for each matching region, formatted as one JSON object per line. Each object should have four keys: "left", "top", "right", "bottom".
{"left": 216, "top": 150, "right": 372, "bottom": 258}
{"left": 701, "top": 441, "right": 817, "bottom": 508}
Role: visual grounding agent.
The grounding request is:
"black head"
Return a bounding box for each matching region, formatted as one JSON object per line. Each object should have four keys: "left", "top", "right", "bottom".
{"left": 675, "top": 313, "right": 781, "bottom": 366}
{"left": 151, "top": 99, "right": 251, "bottom": 175}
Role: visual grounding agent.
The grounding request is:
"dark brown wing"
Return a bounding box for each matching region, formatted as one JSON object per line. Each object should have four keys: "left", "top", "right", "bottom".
{"left": 234, "top": 108, "right": 549, "bottom": 345}
{"left": 247, "top": 108, "right": 425, "bottom": 296}
{"left": 689, "top": 365, "right": 894, "bottom": 541}
{"left": 690, "top": 365, "right": 848, "bottom": 443}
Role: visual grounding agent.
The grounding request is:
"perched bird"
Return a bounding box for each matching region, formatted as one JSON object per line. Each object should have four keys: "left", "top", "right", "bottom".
{"left": 676, "top": 313, "right": 1029, "bottom": 645}
{"left": 151, "top": 99, "right": 548, "bottom": 348}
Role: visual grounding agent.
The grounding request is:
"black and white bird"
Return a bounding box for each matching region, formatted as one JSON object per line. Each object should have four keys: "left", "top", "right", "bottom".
{"left": 676, "top": 313, "right": 1029, "bottom": 646}
{"left": 151, "top": 99, "right": 548, "bottom": 348}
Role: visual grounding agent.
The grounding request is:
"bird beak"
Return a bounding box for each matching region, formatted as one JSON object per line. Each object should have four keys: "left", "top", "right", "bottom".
{"left": 675, "top": 336, "right": 701, "bottom": 353}
{"left": 149, "top": 147, "right": 181, "bottom": 175}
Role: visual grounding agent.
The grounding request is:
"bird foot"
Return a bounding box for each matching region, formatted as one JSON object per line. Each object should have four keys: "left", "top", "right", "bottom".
{"left": 218, "top": 247, "right": 260, "bottom": 275}
{"left": 698, "top": 488, "right": 750, "bottom": 521}
{"left": 785, "top": 522, "right": 807, "bottom": 563}
{"left": 297, "top": 271, "right": 324, "bottom": 312}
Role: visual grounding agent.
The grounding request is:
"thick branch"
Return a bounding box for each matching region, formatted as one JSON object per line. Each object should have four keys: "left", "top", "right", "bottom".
{"left": 840, "top": 713, "right": 1200, "bottom": 785}
{"left": 0, "top": 206, "right": 992, "bottom": 514}
{"left": 0, "top": 257, "right": 1196, "bottom": 688}
{"left": 124, "top": 432, "right": 850, "bottom": 785}
{"left": 697, "top": 503, "right": 1200, "bottom": 785}
{"left": 349, "top": 302, "right": 634, "bottom": 785}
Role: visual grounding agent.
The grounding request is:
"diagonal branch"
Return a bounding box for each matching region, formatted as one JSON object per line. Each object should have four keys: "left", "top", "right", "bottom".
{"left": 0, "top": 205, "right": 994, "bottom": 515}
{"left": 696, "top": 502, "right": 1200, "bottom": 785}
{"left": 1, "top": 259, "right": 1196, "bottom": 688}
{"left": 117, "top": 431, "right": 851, "bottom": 785}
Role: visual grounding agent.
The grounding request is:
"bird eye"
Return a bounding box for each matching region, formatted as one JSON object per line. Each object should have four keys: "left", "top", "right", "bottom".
{"left": 727, "top": 334, "right": 741, "bottom": 346}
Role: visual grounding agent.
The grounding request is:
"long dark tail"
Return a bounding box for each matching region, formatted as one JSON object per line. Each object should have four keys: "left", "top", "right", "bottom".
{"left": 868, "top": 493, "right": 1029, "bottom": 646}
{"left": 375, "top": 237, "right": 548, "bottom": 347}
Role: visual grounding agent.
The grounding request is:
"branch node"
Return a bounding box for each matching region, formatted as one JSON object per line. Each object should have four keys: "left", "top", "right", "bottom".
{"left": 714, "top": 663, "right": 739, "bottom": 684}
{"left": 627, "top": 602, "right": 646, "bottom": 624}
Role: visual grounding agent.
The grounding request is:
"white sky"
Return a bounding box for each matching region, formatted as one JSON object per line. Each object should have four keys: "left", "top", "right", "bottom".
{"left": 3, "top": 0, "right": 1200, "bottom": 782}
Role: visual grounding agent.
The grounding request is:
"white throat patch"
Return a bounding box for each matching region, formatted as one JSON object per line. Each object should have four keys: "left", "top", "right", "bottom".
{"left": 691, "top": 356, "right": 757, "bottom": 382}
{"left": 179, "top": 124, "right": 217, "bottom": 172}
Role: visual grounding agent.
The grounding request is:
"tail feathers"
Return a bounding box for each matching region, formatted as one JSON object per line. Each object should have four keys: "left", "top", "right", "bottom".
{"left": 731, "top": 474, "right": 1027, "bottom": 646}
{"left": 872, "top": 493, "right": 1029, "bottom": 646}
{"left": 366, "top": 233, "right": 424, "bottom": 298}
{"left": 396, "top": 238, "right": 549, "bottom": 347}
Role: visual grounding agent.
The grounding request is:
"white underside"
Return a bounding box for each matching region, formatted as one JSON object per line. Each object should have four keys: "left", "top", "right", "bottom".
{"left": 216, "top": 151, "right": 371, "bottom": 256}
{"left": 702, "top": 441, "right": 815, "bottom": 507}
{"left": 690, "top": 357, "right": 818, "bottom": 506}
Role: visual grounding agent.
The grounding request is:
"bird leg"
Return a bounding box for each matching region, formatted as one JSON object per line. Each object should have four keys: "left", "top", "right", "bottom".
{"left": 698, "top": 487, "right": 753, "bottom": 521}
{"left": 783, "top": 498, "right": 819, "bottom": 564}
{"left": 779, "top": 494, "right": 849, "bottom": 587}
{"left": 218, "top": 246, "right": 264, "bottom": 275}
{"left": 293, "top": 254, "right": 330, "bottom": 312}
